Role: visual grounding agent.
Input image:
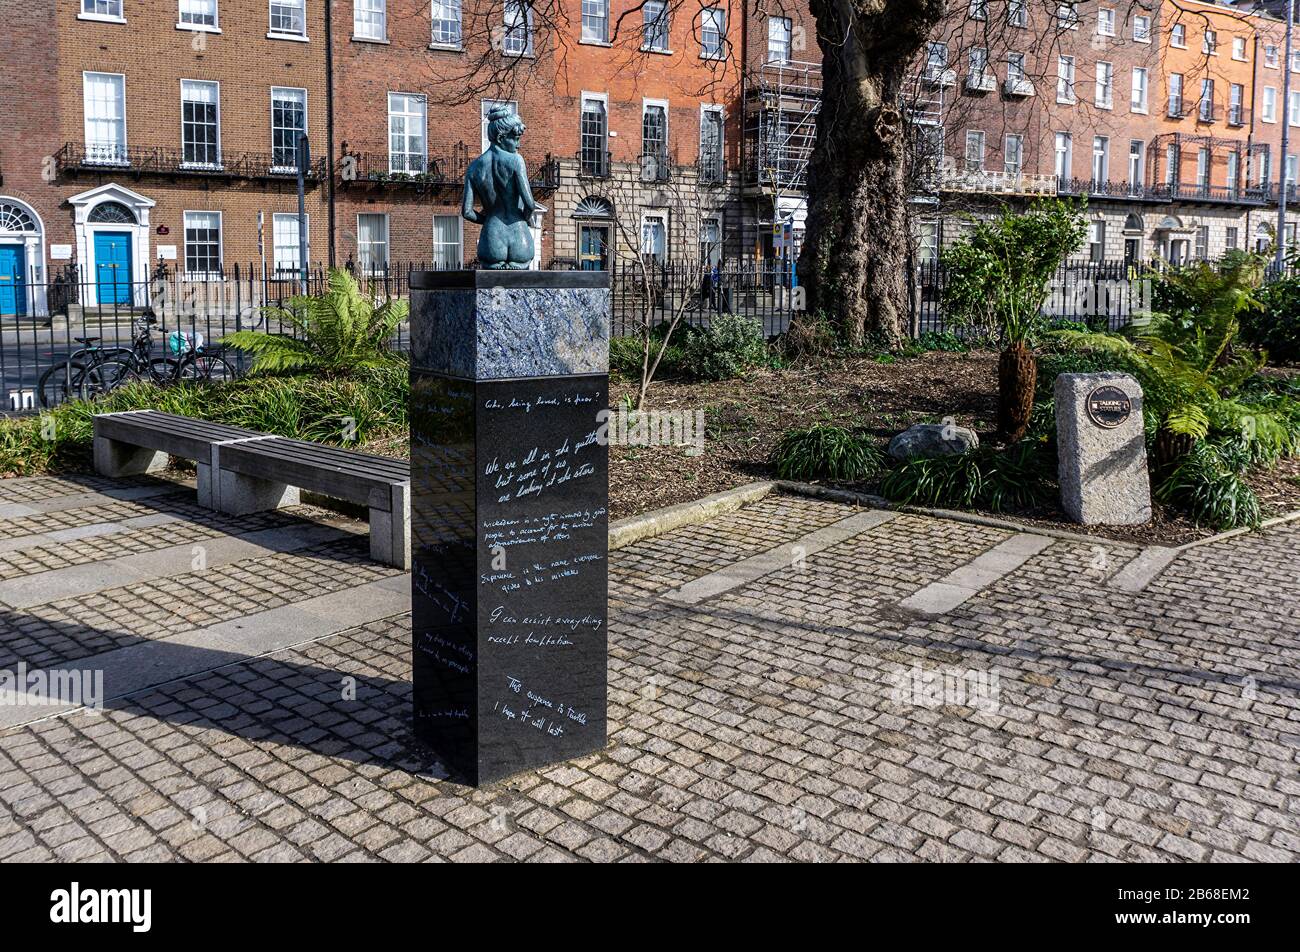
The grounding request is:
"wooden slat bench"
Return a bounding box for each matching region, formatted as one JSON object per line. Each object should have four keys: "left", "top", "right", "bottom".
{"left": 92, "top": 410, "right": 412, "bottom": 569}
{"left": 93, "top": 410, "right": 265, "bottom": 509}
{"left": 214, "top": 437, "right": 411, "bottom": 569}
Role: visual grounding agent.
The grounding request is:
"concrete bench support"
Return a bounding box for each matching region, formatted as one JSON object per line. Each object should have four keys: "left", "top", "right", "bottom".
{"left": 94, "top": 436, "right": 169, "bottom": 478}
{"left": 216, "top": 468, "right": 301, "bottom": 516}
{"left": 369, "top": 483, "right": 411, "bottom": 570}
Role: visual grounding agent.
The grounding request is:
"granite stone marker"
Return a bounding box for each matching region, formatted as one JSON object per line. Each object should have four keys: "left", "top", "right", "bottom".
{"left": 409, "top": 269, "right": 610, "bottom": 785}
{"left": 1055, "top": 371, "right": 1152, "bottom": 525}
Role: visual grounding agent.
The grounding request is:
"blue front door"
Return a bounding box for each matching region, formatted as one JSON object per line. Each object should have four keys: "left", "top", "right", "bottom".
{"left": 94, "top": 231, "right": 133, "bottom": 306}
{"left": 0, "top": 244, "right": 26, "bottom": 317}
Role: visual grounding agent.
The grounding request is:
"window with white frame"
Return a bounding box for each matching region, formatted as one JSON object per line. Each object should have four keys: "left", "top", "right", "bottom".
{"left": 1266, "top": 44, "right": 1279, "bottom": 68}
{"left": 917, "top": 220, "right": 940, "bottom": 263}
{"left": 581, "top": 0, "right": 607, "bottom": 43}
{"left": 1131, "top": 68, "right": 1147, "bottom": 113}
{"left": 642, "top": 101, "right": 668, "bottom": 164}
{"left": 353, "top": 0, "right": 385, "bottom": 40}
{"left": 1226, "top": 226, "right": 1238, "bottom": 251}
{"left": 1232, "top": 36, "right": 1246, "bottom": 60}
{"left": 1198, "top": 80, "right": 1213, "bottom": 122}
{"left": 1166, "top": 143, "right": 1178, "bottom": 185}
{"left": 83, "top": 72, "right": 127, "bottom": 165}
{"left": 700, "top": 105, "right": 724, "bottom": 181}
{"left": 432, "top": 215, "right": 462, "bottom": 268}
{"left": 1095, "top": 62, "right": 1113, "bottom": 109}
{"left": 1203, "top": 30, "right": 1217, "bottom": 55}
{"left": 388, "top": 92, "right": 426, "bottom": 172}
{"left": 431, "top": 0, "right": 461, "bottom": 46}
{"left": 1171, "top": 23, "right": 1186, "bottom": 48}
{"left": 1289, "top": 154, "right": 1298, "bottom": 186}
{"left": 1229, "top": 83, "right": 1244, "bottom": 125}
{"left": 1292, "top": 49, "right": 1300, "bottom": 72}
{"left": 1057, "top": 55, "right": 1075, "bottom": 103}
{"left": 1097, "top": 8, "right": 1114, "bottom": 36}
{"left": 81, "top": 0, "right": 124, "bottom": 20}
{"left": 641, "top": 212, "right": 667, "bottom": 263}
{"left": 580, "top": 95, "right": 608, "bottom": 176}
{"left": 1128, "top": 140, "right": 1143, "bottom": 191}
{"left": 271, "top": 87, "right": 306, "bottom": 170}
{"left": 184, "top": 211, "right": 222, "bottom": 275}
{"left": 1092, "top": 136, "right": 1109, "bottom": 183}
{"left": 1227, "top": 151, "right": 1239, "bottom": 195}
{"left": 701, "top": 7, "right": 725, "bottom": 58}
{"left": 179, "top": 0, "right": 218, "bottom": 28}
{"left": 181, "top": 80, "right": 220, "bottom": 167}
{"left": 1194, "top": 225, "right": 1208, "bottom": 260}
{"left": 767, "top": 16, "right": 792, "bottom": 63}
{"left": 1291, "top": 90, "right": 1300, "bottom": 127}
{"left": 964, "top": 130, "right": 984, "bottom": 171}
{"left": 1007, "top": 0, "right": 1026, "bottom": 27}
{"left": 700, "top": 215, "right": 721, "bottom": 266}
{"left": 1088, "top": 220, "right": 1105, "bottom": 262}
{"left": 926, "top": 42, "right": 948, "bottom": 80}
{"left": 1004, "top": 134, "right": 1023, "bottom": 175}
{"left": 1257, "top": 150, "right": 1270, "bottom": 187}
{"left": 357, "top": 213, "right": 389, "bottom": 273}
{"left": 269, "top": 0, "right": 306, "bottom": 37}
{"left": 503, "top": 0, "right": 533, "bottom": 55}
{"left": 1056, "top": 3, "right": 1077, "bottom": 29}
{"left": 969, "top": 47, "right": 988, "bottom": 81}
{"left": 643, "top": 1, "right": 670, "bottom": 52}
{"left": 1007, "top": 53, "right": 1026, "bottom": 84}
{"left": 968, "top": 0, "right": 987, "bottom": 20}
{"left": 1054, "top": 132, "right": 1072, "bottom": 180}
{"left": 1264, "top": 86, "right": 1278, "bottom": 123}
{"left": 1196, "top": 147, "right": 1210, "bottom": 187}
{"left": 480, "top": 99, "right": 516, "bottom": 152}
{"left": 1169, "top": 73, "right": 1184, "bottom": 117}
{"left": 272, "top": 213, "right": 307, "bottom": 273}
{"left": 1133, "top": 15, "right": 1150, "bottom": 42}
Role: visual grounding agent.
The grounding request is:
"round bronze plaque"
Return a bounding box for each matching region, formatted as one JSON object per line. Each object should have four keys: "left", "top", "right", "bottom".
{"left": 1086, "top": 385, "right": 1132, "bottom": 429}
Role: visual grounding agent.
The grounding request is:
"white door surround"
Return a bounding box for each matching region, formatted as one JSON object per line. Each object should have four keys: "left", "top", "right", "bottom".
{"left": 68, "top": 183, "right": 155, "bottom": 307}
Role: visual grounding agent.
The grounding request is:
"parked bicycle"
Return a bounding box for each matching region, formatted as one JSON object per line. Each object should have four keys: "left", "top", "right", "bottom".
{"left": 37, "top": 310, "right": 236, "bottom": 408}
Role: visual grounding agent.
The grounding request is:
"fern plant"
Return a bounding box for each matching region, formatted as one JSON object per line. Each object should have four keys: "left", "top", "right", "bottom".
{"left": 1049, "top": 257, "right": 1269, "bottom": 470}
{"left": 221, "top": 268, "right": 408, "bottom": 375}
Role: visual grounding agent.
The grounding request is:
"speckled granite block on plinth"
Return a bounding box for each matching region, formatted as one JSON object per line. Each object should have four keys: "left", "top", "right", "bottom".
{"left": 410, "top": 270, "right": 609, "bottom": 380}
{"left": 409, "top": 270, "right": 610, "bottom": 786}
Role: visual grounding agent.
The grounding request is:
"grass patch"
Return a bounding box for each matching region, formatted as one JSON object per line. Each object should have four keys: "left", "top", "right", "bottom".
{"left": 773, "top": 424, "right": 884, "bottom": 481}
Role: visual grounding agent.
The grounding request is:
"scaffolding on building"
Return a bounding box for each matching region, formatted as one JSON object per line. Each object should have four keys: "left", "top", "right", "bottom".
{"left": 742, "top": 60, "right": 821, "bottom": 261}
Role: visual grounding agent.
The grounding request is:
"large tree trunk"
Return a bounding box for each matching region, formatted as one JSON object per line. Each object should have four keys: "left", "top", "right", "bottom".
{"left": 799, "top": 0, "right": 946, "bottom": 348}
{"left": 998, "top": 342, "right": 1037, "bottom": 442}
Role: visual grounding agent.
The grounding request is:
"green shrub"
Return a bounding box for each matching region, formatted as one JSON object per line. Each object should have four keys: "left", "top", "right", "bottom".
{"left": 879, "top": 441, "right": 1053, "bottom": 513}
{"left": 773, "top": 424, "right": 884, "bottom": 482}
{"left": 1155, "top": 441, "right": 1262, "bottom": 530}
{"left": 914, "top": 331, "right": 971, "bottom": 353}
{"left": 680, "top": 314, "right": 767, "bottom": 381}
{"left": 609, "top": 337, "right": 644, "bottom": 375}
{"left": 1241, "top": 277, "right": 1300, "bottom": 365}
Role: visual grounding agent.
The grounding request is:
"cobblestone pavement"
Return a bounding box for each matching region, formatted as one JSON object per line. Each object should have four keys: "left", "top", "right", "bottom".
{"left": 0, "top": 475, "right": 1297, "bottom": 862}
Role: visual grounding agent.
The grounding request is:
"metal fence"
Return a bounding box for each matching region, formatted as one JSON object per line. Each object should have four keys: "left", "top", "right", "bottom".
{"left": 915, "top": 259, "right": 1153, "bottom": 336}
{"left": 609, "top": 260, "right": 798, "bottom": 339}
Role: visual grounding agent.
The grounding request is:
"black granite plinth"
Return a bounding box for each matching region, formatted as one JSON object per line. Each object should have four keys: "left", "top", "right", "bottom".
{"left": 410, "top": 271, "right": 609, "bottom": 786}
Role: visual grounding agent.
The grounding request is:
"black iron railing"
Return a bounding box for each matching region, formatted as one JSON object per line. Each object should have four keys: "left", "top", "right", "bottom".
{"left": 54, "top": 143, "right": 327, "bottom": 181}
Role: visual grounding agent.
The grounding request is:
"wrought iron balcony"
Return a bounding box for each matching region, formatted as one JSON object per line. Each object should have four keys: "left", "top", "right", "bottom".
{"left": 576, "top": 148, "right": 612, "bottom": 179}
{"left": 1056, "top": 177, "right": 1166, "bottom": 202}
{"left": 530, "top": 154, "right": 561, "bottom": 191}
{"left": 54, "top": 143, "right": 327, "bottom": 181}
{"left": 1154, "top": 182, "right": 1267, "bottom": 205}
{"left": 697, "top": 152, "right": 727, "bottom": 186}
{"left": 640, "top": 151, "right": 672, "bottom": 183}
{"left": 338, "top": 146, "right": 469, "bottom": 190}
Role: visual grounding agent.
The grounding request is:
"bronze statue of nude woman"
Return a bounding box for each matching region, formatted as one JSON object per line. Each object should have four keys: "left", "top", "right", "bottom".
{"left": 462, "top": 106, "right": 536, "bottom": 269}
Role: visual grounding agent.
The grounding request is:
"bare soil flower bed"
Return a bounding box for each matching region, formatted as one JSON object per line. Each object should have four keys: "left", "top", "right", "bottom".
{"left": 607, "top": 350, "right": 1300, "bottom": 546}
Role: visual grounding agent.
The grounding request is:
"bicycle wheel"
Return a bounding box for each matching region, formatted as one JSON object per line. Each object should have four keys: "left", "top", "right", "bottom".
{"left": 178, "top": 352, "right": 236, "bottom": 384}
{"left": 145, "top": 357, "right": 181, "bottom": 385}
{"left": 39, "top": 361, "right": 81, "bottom": 408}
{"left": 78, "top": 358, "right": 139, "bottom": 401}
